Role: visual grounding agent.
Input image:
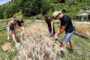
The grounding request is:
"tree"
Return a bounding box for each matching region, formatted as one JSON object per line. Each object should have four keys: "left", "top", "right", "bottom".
{"left": 22, "top": 0, "right": 51, "bottom": 16}
{"left": 0, "top": 6, "right": 3, "bottom": 19}
{"left": 22, "top": 0, "right": 41, "bottom": 16}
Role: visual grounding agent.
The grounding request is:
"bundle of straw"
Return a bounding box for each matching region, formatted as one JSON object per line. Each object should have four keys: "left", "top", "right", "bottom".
{"left": 14, "top": 22, "right": 62, "bottom": 60}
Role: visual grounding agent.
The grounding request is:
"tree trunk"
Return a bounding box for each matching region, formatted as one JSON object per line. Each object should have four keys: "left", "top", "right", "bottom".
{"left": 60, "top": 0, "right": 65, "bottom": 3}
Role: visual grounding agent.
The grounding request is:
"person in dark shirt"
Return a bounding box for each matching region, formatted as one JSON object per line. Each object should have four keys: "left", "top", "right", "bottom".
{"left": 44, "top": 15, "right": 55, "bottom": 37}
{"left": 16, "top": 17, "right": 24, "bottom": 32}
{"left": 6, "top": 17, "right": 17, "bottom": 44}
{"left": 53, "top": 11, "right": 74, "bottom": 52}
{"left": 6, "top": 17, "right": 21, "bottom": 48}
{"left": 16, "top": 18, "right": 24, "bottom": 27}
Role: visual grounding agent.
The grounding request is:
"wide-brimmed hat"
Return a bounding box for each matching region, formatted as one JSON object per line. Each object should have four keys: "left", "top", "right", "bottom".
{"left": 53, "top": 10, "right": 62, "bottom": 17}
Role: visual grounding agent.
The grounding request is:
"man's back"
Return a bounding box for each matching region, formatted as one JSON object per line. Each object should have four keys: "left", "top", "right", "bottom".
{"left": 60, "top": 15, "right": 74, "bottom": 33}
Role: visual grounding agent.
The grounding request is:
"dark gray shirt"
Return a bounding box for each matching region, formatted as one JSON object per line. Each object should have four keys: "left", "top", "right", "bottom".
{"left": 60, "top": 15, "right": 74, "bottom": 33}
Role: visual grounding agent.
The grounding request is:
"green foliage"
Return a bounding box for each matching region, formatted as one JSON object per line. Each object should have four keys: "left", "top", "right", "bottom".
{"left": 0, "top": 7, "right": 3, "bottom": 19}
{"left": 3, "top": 4, "right": 17, "bottom": 18}
{"left": 0, "top": 0, "right": 51, "bottom": 18}
{"left": 41, "top": 0, "right": 51, "bottom": 14}
{"left": 22, "top": 0, "right": 41, "bottom": 16}
{"left": 49, "top": 1, "right": 90, "bottom": 19}
{"left": 0, "top": 0, "right": 90, "bottom": 19}
{"left": 2, "top": 0, "right": 23, "bottom": 18}
{"left": 22, "top": 0, "right": 51, "bottom": 16}
{"left": 49, "top": 0, "right": 60, "bottom": 3}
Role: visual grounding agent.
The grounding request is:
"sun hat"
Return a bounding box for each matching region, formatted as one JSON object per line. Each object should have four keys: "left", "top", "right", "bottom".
{"left": 53, "top": 10, "right": 62, "bottom": 17}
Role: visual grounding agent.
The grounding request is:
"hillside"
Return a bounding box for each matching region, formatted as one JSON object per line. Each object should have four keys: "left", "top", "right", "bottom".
{"left": 0, "top": 0, "right": 90, "bottom": 19}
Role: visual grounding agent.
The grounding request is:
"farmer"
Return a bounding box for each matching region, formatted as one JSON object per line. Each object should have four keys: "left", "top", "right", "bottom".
{"left": 53, "top": 10, "right": 74, "bottom": 52}
{"left": 16, "top": 17, "right": 24, "bottom": 32}
{"left": 16, "top": 17, "right": 24, "bottom": 28}
{"left": 6, "top": 17, "right": 21, "bottom": 48}
{"left": 44, "top": 15, "right": 55, "bottom": 37}
{"left": 6, "top": 17, "right": 17, "bottom": 44}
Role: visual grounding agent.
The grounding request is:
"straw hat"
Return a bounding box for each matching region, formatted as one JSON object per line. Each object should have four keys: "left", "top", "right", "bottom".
{"left": 53, "top": 10, "right": 62, "bottom": 17}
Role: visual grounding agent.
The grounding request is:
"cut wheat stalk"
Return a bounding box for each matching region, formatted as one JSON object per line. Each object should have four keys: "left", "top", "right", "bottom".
{"left": 14, "top": 22, "right": 63, "bottom": 60}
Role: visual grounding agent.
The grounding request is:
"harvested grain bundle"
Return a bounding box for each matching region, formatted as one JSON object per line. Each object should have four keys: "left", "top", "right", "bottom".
{"left": 14, "top": 22, "right": 62, "bottom": 60}
{"left": 74, "top": 23, "right": 90, "bottom": 39}
{"left": 1, "top": 43, "right": 12, "bottom": 51}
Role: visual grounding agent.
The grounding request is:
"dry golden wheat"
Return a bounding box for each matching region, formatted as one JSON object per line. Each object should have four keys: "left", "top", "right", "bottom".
{"left": 14, "top": 22, "right": 62, "bottom": 60}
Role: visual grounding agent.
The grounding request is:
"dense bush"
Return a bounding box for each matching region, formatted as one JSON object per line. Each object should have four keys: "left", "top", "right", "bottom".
{"left": 0, "top": 0, "right": 90, "bottom": 19}
{"left": 0, "top": 0, "right": 51, "bottom": 18}
{"left": 3, "top": 4, "right": 17, "bottom": 18}
{"left": 0, "top": 7, "right": 3, "bottom": 19}
{"left": 22, "top": 0, "right": 51, "bottom": 16}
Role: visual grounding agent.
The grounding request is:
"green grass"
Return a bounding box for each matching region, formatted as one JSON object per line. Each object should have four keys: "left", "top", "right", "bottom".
{"left": 54, "top": 21, "right": 90, "bottom": 60}
{"left": 0, "top": 21, "right": 16, "bottom": 60}
{"left": 63, "top": 35, "right": 90, "bottom": 60}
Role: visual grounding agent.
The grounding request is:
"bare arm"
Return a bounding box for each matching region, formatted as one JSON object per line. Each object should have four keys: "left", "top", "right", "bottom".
{"left": 51, "top": 21, "right": 54, "bottom": 33}
{"left": 7, "top": 21, "right": 13, "bottom": 31}
{"left": 16, "top": 24, "right": 21, "bottom": 29}
{"left": 57, "top": 26, "right": 66, "bottom": 36}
